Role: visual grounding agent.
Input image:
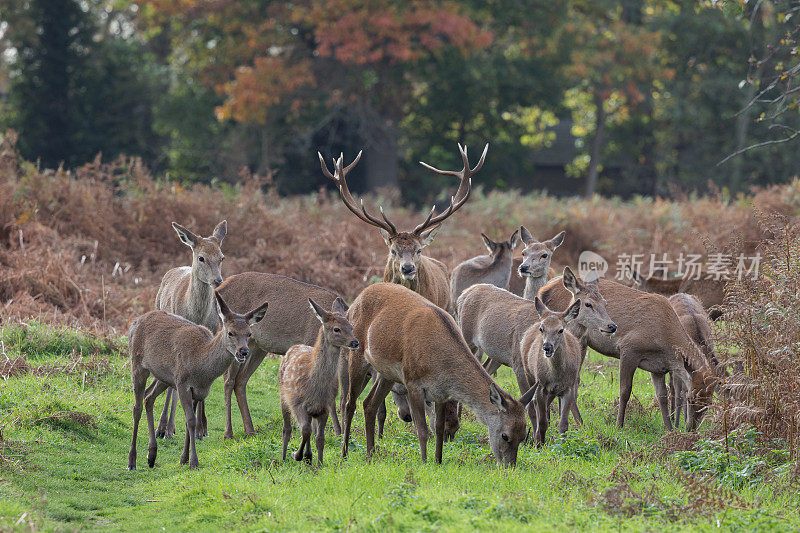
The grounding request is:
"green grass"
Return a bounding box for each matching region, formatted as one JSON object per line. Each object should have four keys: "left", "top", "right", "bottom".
{"left": 0, "top": 322, "right": 797, "bottom": 531}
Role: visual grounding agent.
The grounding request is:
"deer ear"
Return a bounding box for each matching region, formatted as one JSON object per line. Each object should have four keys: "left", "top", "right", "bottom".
{"left": 508, "top": 228, "right": 521, "bottom": 249}
{"left": 519, "top": 225, "right": 535, "bottom": 245}
{"left": 564, "top": 299, "right": 581, "bottom": 322}
{"left": 212, "top": 220, "right": 227, "bottom": 244}
{"left": 332, "top": 296, "right": 349, "bottom": 315}
{"left": 480, "top": 233, "right": 495, "bottom": 253}
{"left": 489, "top": 382, "right": 508, "bottom": 412}
{"left": 214, "top": 290, "right": 233, "bottom": 321}
{"left": 534, "top": 296, "right": 548, "bottom": 317}
{"left": 379, "top": 228, "right": 392, "bottom": 246}
{"left": 562, "top": 266, "right": 583, "bottom": 294}
{"left": 309, "top": 298, "right": 328, "bottom": 323}
{"left": 420, "top": 225, "right": 440, "bottom": 247}
{"left": 546, "top": 230, "right": 566, "bottom": 251}
{"left": 519, "top": 382, "right": 538, "bottom": 406}
{"left": 172, "top": 222, "right": 198, "bottom": 248}
{"left": 246, "top": 301, "right": 269, "bottom": 325}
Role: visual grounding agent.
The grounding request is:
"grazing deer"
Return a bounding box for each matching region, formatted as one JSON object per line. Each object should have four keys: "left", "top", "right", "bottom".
{"left": 154, "top": 220, "right": 227, "bottom": 440}
{"left": 520, "top": 297, "right": 582, "bottom": 445}
{"left": 341, "top": 283, "right": 536, "bottom": 465}
{"left": 450, "top": 229, "right": 520, "bottom": 308}
{"left": 458, "top": 268, "right": 616, "bottom": 422}
{"left": 280, "top": 298, "right": 359, "bottom": 466}
{"left": 127, "top": 292, "right": 268, "bottom": 470}
{"left": 668, "top": 293, "right": 718, "bottom": 430}
{"left": 514, "top": 227, "right": 565, "bottom": 300}
{"left": 320, "top": 144, "right": 486, "bottom": 438}
{"left": 216, "top": 272, "right": 345, "bottom": 438}
{"left": 626, "top": 267, "right": 726, "bottom": 320}
{"left": 539, "top": 276, "right": 699, "bottom": 430}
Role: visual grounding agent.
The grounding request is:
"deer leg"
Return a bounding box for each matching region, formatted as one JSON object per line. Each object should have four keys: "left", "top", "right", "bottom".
{"left": 651, "top": 372, "right": 674, "bottom": 431}
{"left": 559, "top": 390, "right": 573, "bottom": 434}
{"left": 338, "top": 354, "right": 349, "bottom": 415}
{"left": 329, "top": 400, "right": 341, "bottom": 437}
{"left": 484, "top": 357, "right": 502, "bottom": 376}
{"left": 195, "top": 400, "right": 207, "bottom": 440}
{"left": 128, "top": 370, "right": 149, "bottom": 470}
{"left": 363, "top": 376, "right": 394, "bottom": 458}
{"left": 571, "top": 344, "right": 587, "bottom": 426}
{"left": 377, "top": 397, "right": 387, "bottom": 440}
{"left": 342, "top": 358, "right": 368, "bottom": 459}
{"left": 155, "top": 387, "right": 173, "bottom": 439}
{"left": 512, "top": 361, "right": 535, "bottom": 431}
{"left": 314, "top": 413, "right": 328, "bottom": 467}
{"left": 534, "top": 391, "right": 548, "bottom": 447}
{"left": 144, "top": 379, "right": 169, "bottom": 468}
{"left": 405, "top": 385, "right": 430, "bottom": 463}
{"left": 616, "top": 359, "right": 638, "bottom": 429}
{"left": 281, "top": 402, "right": 292, "bottom": 462}
{"left": 176, "top": 386, "right": 199, "bottom": 468}
{"left": 234, "top": 350, "right": 267, "bottom": 435}
{"left": 223, "top": 362, "right": 239, "bottom": 439}
{"left": 434, "top": 402, "right": 446, "bottom": 464}
{"left": 293, "top": 410, "right": 311, "bottom": 463}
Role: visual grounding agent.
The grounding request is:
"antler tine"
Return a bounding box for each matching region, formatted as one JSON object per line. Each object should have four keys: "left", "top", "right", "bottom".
{"left": 414, "top": 143, "right": 487, "bottom": 235}
{"left": 379, "top": 206, "right": 397, "bottom": 235}
{"left": 317, "top": 148, "right": 395, "bottom": 235}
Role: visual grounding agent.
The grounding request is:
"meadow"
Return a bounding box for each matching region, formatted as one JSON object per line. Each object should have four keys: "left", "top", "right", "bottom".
{"left": 1, "top": 322, "right": 797, "bottom": 532}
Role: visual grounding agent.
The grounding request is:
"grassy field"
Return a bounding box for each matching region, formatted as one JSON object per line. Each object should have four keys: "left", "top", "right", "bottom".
{"left": 0, "top": 322, "right": 797, "bottom": 532}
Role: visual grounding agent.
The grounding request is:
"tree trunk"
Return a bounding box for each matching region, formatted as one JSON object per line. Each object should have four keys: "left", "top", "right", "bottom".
{"left": 584, "top": 99, "right": 606, "bottom": 198}
{"left": 363, "top": 117, "right": 399, "bottom": 191}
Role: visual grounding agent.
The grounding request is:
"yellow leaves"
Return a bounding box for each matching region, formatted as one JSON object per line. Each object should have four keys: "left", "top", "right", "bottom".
{"left": 502, "top": 106, "right": 559, "bottom": 149}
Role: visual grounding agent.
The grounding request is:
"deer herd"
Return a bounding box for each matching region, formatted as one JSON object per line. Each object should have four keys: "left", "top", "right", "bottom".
{"left": 126, "top": 144, "right": 724, "bottom": 471}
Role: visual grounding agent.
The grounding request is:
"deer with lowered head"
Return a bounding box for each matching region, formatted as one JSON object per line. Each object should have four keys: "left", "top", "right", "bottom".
{"left": 539, "top": 276, "right": 700, "bottom": 430}
{"left": 341, "top": 282, "right": 536, "bottom": 465}
{"left": 450, "top": 229, "right": 520, "bottom": 307}
{"left": 667, "top": 293, "right": 719, "bottom": 430}
{"left": 154, "top": 220, "right": 227, "bottom": 440}
{"left": 127, "top": 291, "right": 268, "bottom": 470}
{"left": 457, "top": 267, "right": 617, "bottom": 424}
{"left": 520, "top": 297, "right": 583, "bottom": 445}
{"left": 320, "top": 144, "right": 487, "bottom": 440}
{"left": 216, "top": 272, "right": 345, "bottom": 438}
{"left": 280, "top": 298, "right": 359, "bottom": 466}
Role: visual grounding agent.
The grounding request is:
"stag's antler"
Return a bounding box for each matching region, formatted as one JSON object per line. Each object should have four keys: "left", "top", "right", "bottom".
{"left": 414, "top": 143, "right": 488, "bottom": 235}
{"left": 318, "top": 150, "right": 398, "bottom": 235}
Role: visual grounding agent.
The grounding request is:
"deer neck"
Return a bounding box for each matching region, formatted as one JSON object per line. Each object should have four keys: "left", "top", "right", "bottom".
{"left": 445, "top": 360, "right": 497, "bottom": 427}
{"left": 188, "top": 268, "right": 215, "bottom": 325}
{"left": 523, "top": 273, "right": 548, "bottom": 300}
{"left": 196, "top": 333, "right": 235, "bottom": 387}
{"left": 309, "top": 330, "right": 340, "bottom": 384}
{"left": 384, "top": 259, "right": 421, "bottom": 294}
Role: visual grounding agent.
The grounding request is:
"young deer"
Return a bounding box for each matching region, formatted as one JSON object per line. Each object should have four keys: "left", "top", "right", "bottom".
{"left": 154, "top": 220, "right": 227, "bottom": 440}
{"left": 668, "top": 293, "right": 718, "bottom": 430}
{"left": 320, "top": 145, "right": 486, "bottom": 438}
{"left": 127, "top": 292, "right": 268, "bottom": 470}
{"left": 341, "top": 282, "right": 536, "bottom": 466}
{"left": 280, "top": 298, "right": 359, "bottom": 466}
{"left": 457, "top": 268, "right": 616, "bottom": 422}
{"left": 216, "top": 272, "right": 345, "bottom": 438}
{"left": 450, "top": 229, "right": 520, "bottom": 308}
{"left": 539, "top": 276, "right": 699, "bottom": 430}
{"left": 513, "top": 227, "right": 565, "bottom": 300}
{"left": 520, "top": 297, "right": 583, "bottom": 445}
{"left": 627, "top": 267, "right": 726, "bottom": 320}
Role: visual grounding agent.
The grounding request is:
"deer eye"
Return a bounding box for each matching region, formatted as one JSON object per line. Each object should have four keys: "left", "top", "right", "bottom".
{"left": 415, "top": 249, "right": 421, "bottom": 255}
{"left": 247, "top": 333, "right": 252, "bottom": 338}
{"left": 391, "top": 250, "right": 397, "bottom": 256}
{"left": 198, "top": 256, "right": 205, "bottom": 262}
{"left": 539, "top": 326, "right": 544, "bottom": 333}
{"left": 585, "top": 302, "right": 593, "bottom": 308}
{"left": 228, "top": 331, "right": 233, "bottom": 337}
{"left": 558, "top": 329, "right": 564, "bottom": 334}
{"left": 333, "top": 327, "right": 341, "bottom": 333}
{"left": 541, "top": 253, "right": 548, "bottom": 259}
{"left": 502, "top": 433, "right": 509, "bottom": 442}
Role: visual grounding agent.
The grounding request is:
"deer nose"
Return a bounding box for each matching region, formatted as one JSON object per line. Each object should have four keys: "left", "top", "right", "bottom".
{"left": 401, "top": 264, "right": 415, "bottom": 275}
{"left": 518, "top": 264, "right": 530, "bottom": 274}
{"left": 542, "top": 343, "right": 554, "bottom": 355}
{"left": 349, "top": 340, "right": 360, "bottom": 350}
{"left": 607, "top": 324, "right": 617, "bottom": 333}
{"left": 238, "top": 347, "right": 249, "bottom": 357}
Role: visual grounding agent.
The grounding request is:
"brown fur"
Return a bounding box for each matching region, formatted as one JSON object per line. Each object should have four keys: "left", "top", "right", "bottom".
{"left": 153, "top": 220, "right": 226, "bottom": 440}
{"left": 520, "top": 298, "right": 582, "bottom": 445}
{"left": 627, "top": 268, "right": 726, "bottom": 320}
{"left": 279, "top": 298, "right": 357, "bottom": 466}
{"left": 668, "top": 293, "right": 718, "bottom": 431}
{"left": 539, "top": 276, "right": 696, "bottom": 430}
{"left": 127, "top": 292, "right": 267, "bottom": 470}
{"left": 513, "top": 227, "right": 564, "bottom": 300}
{"left": 341, "top": 283, "right": 536, "bottom": 465}
{"left": 450, "top": 230, "right": 520, "bottom": 307}
{"left": 216, "top": 272, "right": 343, "bottom": 437}
{"left": 509, "top": 261, "right": 557, "bottom": 297}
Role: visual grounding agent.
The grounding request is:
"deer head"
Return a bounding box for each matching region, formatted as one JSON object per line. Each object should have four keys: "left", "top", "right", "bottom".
{"left": 319, "top": 144, "right": 488, "bottom": 282}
